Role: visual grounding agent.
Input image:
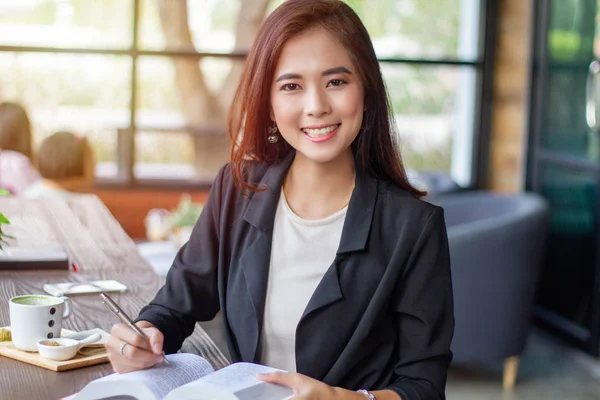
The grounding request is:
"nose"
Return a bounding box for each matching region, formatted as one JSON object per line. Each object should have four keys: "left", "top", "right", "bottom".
{"left": 305, "top": 88, "right": 331, "bottom": 118}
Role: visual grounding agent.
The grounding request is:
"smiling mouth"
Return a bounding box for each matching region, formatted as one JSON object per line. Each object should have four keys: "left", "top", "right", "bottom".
{"left": 301, "top": 124, "right": 341, "bottom": 138}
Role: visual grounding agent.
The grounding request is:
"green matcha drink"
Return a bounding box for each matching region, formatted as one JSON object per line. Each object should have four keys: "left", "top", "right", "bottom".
{"left": 11, "top": 295, "right": 62, "bottom": 306}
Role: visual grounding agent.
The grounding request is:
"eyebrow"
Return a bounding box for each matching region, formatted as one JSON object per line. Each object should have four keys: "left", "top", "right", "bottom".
{"left": 275, "top": 66, "right": 353, "bottom": 82}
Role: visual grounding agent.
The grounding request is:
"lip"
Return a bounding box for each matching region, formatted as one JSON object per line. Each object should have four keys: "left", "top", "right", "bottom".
{"left": 302, "top": 124, "right": 340, "bottom": 143}
{"left": 301, "top": 123, "right": 341, "bottom": 130}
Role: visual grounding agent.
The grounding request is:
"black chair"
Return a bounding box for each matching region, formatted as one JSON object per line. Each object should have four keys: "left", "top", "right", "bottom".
{"left": 431, "top": 191, "right": 549, "bottom": 389}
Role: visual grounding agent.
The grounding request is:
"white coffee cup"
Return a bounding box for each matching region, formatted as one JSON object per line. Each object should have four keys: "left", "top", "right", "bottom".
{"left": 9, "top": 294, "right": 72, "bottom": 352}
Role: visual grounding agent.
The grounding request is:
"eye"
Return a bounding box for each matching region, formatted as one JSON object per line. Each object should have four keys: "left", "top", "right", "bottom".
{"left": 281, "top": 83, "right": 301, "bottom": 91}
{"left": 328, "top": 79, "right": 347, "bottom": 87}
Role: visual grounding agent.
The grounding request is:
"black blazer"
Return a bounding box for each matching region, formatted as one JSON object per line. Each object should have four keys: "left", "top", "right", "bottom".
{"left": 137, "top": 152, "right": 454, "bottom": 400}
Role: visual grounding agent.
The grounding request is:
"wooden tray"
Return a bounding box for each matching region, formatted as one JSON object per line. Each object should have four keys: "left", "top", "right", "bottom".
{"left": 0, "top": 327, "right": 109, "bottom": 371}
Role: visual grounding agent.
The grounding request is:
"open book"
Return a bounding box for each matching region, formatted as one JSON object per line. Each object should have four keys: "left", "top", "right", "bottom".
{"left": 71, "top": 353, "right": 294, "bottom": 400}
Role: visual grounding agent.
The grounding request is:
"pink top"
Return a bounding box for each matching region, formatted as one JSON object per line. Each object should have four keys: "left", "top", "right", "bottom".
{"left": 0, "top": 150, "right": 41, "bottom": 195}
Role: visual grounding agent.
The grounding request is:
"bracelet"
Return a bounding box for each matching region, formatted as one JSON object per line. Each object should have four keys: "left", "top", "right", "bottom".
{"left": 357, "top": 389, "right": 376, "bottom": 400}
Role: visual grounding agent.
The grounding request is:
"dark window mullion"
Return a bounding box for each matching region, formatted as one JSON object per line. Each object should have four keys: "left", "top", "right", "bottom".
{"left": 377, "top": 58, "right": 481, "bottom": 67}
{"left": 471, "top": 0, "right": 498, "bottom": 188}
{"left": 125, "top": 0, "right": 141, "bottom": 185}
{"left": 0, "top": 44, "right": 482, "bottom": 68}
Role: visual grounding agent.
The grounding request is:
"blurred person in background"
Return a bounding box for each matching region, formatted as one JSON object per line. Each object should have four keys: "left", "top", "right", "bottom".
{"left": 24, "top": 131, "right": 95, "bottom": 199}
{"left": 0, "top": 102, "right": 41, "bottom": 194}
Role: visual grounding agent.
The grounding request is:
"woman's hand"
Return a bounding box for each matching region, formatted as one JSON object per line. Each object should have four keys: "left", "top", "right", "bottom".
{"left": 106, "top": 320, "right": 165, "bottom": 373}
{"left": 257, "top": 371, "right": 364, "bottom": 399}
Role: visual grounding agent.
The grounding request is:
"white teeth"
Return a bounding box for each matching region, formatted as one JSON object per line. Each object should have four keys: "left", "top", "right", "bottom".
{"left": 301, "top": 124, "right": 339, "bottom": 137}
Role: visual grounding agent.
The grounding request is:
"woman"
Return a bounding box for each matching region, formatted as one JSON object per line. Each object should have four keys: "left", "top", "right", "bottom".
{"left": 107, "top": 1, "right": 454, "bottom": 399}
{"left": 23, "top": 131, "right": 95, "bottom": 198}
{"left": 0, "top": 102, "right": 41, "bottom": 194}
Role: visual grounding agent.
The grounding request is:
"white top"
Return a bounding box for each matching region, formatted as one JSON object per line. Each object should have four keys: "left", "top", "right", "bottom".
{"left": 22, "top": 180, "right": 70, "bottom": 199}
{"left": 260, "top": 190, "right": 347, "bottom": 372}
{"left": 0, "top": 150, "right": 41, "bottom": 195}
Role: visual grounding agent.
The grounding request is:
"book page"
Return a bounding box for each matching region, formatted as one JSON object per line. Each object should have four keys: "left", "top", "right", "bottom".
{"left": 170, "top": 362, "right": 294, "bottom": 400}
{"left": 93, "top": 353, "right": 214, "bottom": 400}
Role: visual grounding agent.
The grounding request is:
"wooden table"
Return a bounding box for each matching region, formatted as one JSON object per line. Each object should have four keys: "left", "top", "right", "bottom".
{"left": 0, "top": 195, "right": 229, "bottom": 400}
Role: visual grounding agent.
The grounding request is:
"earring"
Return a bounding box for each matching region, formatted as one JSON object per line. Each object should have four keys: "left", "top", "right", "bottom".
{"left": 268, "top": 122, "right": 279, "bottom": 144}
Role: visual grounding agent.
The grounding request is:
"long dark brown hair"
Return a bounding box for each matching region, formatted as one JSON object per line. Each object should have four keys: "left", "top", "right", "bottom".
{"left": 229, "top": 0, "right": 425, "bottom": 198}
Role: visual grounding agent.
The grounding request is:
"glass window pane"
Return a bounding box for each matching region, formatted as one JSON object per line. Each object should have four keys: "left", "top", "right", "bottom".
{"left": 540, "top": 67, "right": 598, "bottom": 162}
{"left": 0, "top": 0, "right": 133, "bottom": 49}
{"left": 137, "top": 56, "right": 239, "bottom": 181}
{"left": 140, "top": 0, "right": 243, "bottom": 52}
{"left": 348, "top": 0, "right": 480, "bottom": 60}
{"left": 544, "top": 0, "right": 596, "bottom": 62}
{"left": 141, "top": 0, "right": 480, "bottom": 60}
{"left": 382, "top": 64, "right": 477, "bottom": 186}
{"left": 537, "top": 163, "right": 598, "bottom": 332}
{"left": 541, "top": 0, "right": 598, "bottom": 163}
{"left": 0, "top": 52, "right": 131, "bottom": 179}
{"left": 134, "top": 130, "right": 195, "bottom": 180}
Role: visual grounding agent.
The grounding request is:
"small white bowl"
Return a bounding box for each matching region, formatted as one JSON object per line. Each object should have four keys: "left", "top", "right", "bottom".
{"left": 37, "top": 338, "right": 80, "bottom": 361}
{"left": 37, "top": 333, "right": 101, "bottom": 361}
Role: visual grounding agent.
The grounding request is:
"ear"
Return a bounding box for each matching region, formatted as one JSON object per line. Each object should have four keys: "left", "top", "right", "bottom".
{"left": 269, "top": 108, "right": 275, "bottom": 121}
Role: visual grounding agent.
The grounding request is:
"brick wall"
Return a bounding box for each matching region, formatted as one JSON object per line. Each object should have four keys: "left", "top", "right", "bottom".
{"left": 487, "top": 0, "right": 534, "bottom": 192}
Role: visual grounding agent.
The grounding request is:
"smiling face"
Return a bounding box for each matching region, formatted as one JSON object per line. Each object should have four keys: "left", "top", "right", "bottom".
{"left": 270, "top": 27, "right": 365, "bottom": 166}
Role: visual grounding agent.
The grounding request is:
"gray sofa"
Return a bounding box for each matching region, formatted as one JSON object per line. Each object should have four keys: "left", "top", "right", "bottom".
{"left": 407, "top": 169, "right": 461, "bottom": 197}
{"left": 431, "top": 191, "right": 549, "bottom": 389}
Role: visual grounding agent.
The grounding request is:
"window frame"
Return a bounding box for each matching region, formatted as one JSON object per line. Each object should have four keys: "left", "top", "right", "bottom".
{"left": 0, "top": 0, "right": 497, "bottom": 190}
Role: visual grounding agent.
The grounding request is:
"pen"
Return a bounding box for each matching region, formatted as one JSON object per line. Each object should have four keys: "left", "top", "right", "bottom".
{"left": 100, "top": 292, "right": 169, "bottom": 365}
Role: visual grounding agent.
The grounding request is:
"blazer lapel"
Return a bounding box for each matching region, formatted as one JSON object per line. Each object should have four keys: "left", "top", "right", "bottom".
{"left": 237, "top": 152, "right": 295, "bottom": 362}
{"left": 336, "top": 171, "right": 379, "bottom": 255}
{"left": 300, "top": 256, "right": 345, "bottom": 319}
{"left": 300, "top": 171, "right": 378, "bottom": 319}
{"left": 236, "top": 233, "right": 274, "bottom": 362}
{"left": 296, "top": 171, "right": 379, "bottom": 379}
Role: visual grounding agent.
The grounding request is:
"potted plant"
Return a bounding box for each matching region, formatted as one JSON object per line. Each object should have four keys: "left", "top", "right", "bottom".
{"left": 0, "top": 189, "right": 14, "bottom": 251}
{"left": 170, "top": 194, "right": 203, "bottom": 247}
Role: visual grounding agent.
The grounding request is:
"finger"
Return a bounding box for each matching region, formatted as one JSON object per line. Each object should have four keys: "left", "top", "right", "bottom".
{"left": 105, "top": 335, "right": 126, "bottom": 359}
{"left": 133, "top": 321, "right": 164, "bottom": 355}
{"left": 110, "top": 356, "right": 155, "bottom": 374}
{"left": 106, "top": 338, "right": 161, "bottom": 373}
{"left": 105, "top": 335, "right": 160, "bottom": 364}
{"left": 256, "top": 371, "right": 296, "bottom": 387}
{"left": 106, "top": 343, "right": 148, "bottom": 373}
{"left": 145, "top": 328, "right": 164, "bottom": 355}
{"left": 110, "top": 323, "right": 152, "bottom": 350}
{"left": 120, "top": 340, "right": 162, "bottom": 363}
{"left": 108, "top": 352, "right": 154, "bottom": 374}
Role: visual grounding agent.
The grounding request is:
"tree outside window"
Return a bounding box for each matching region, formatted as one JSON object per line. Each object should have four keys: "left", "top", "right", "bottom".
{"left": 0, "top": 0, "right": 483, "bottom": 186}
